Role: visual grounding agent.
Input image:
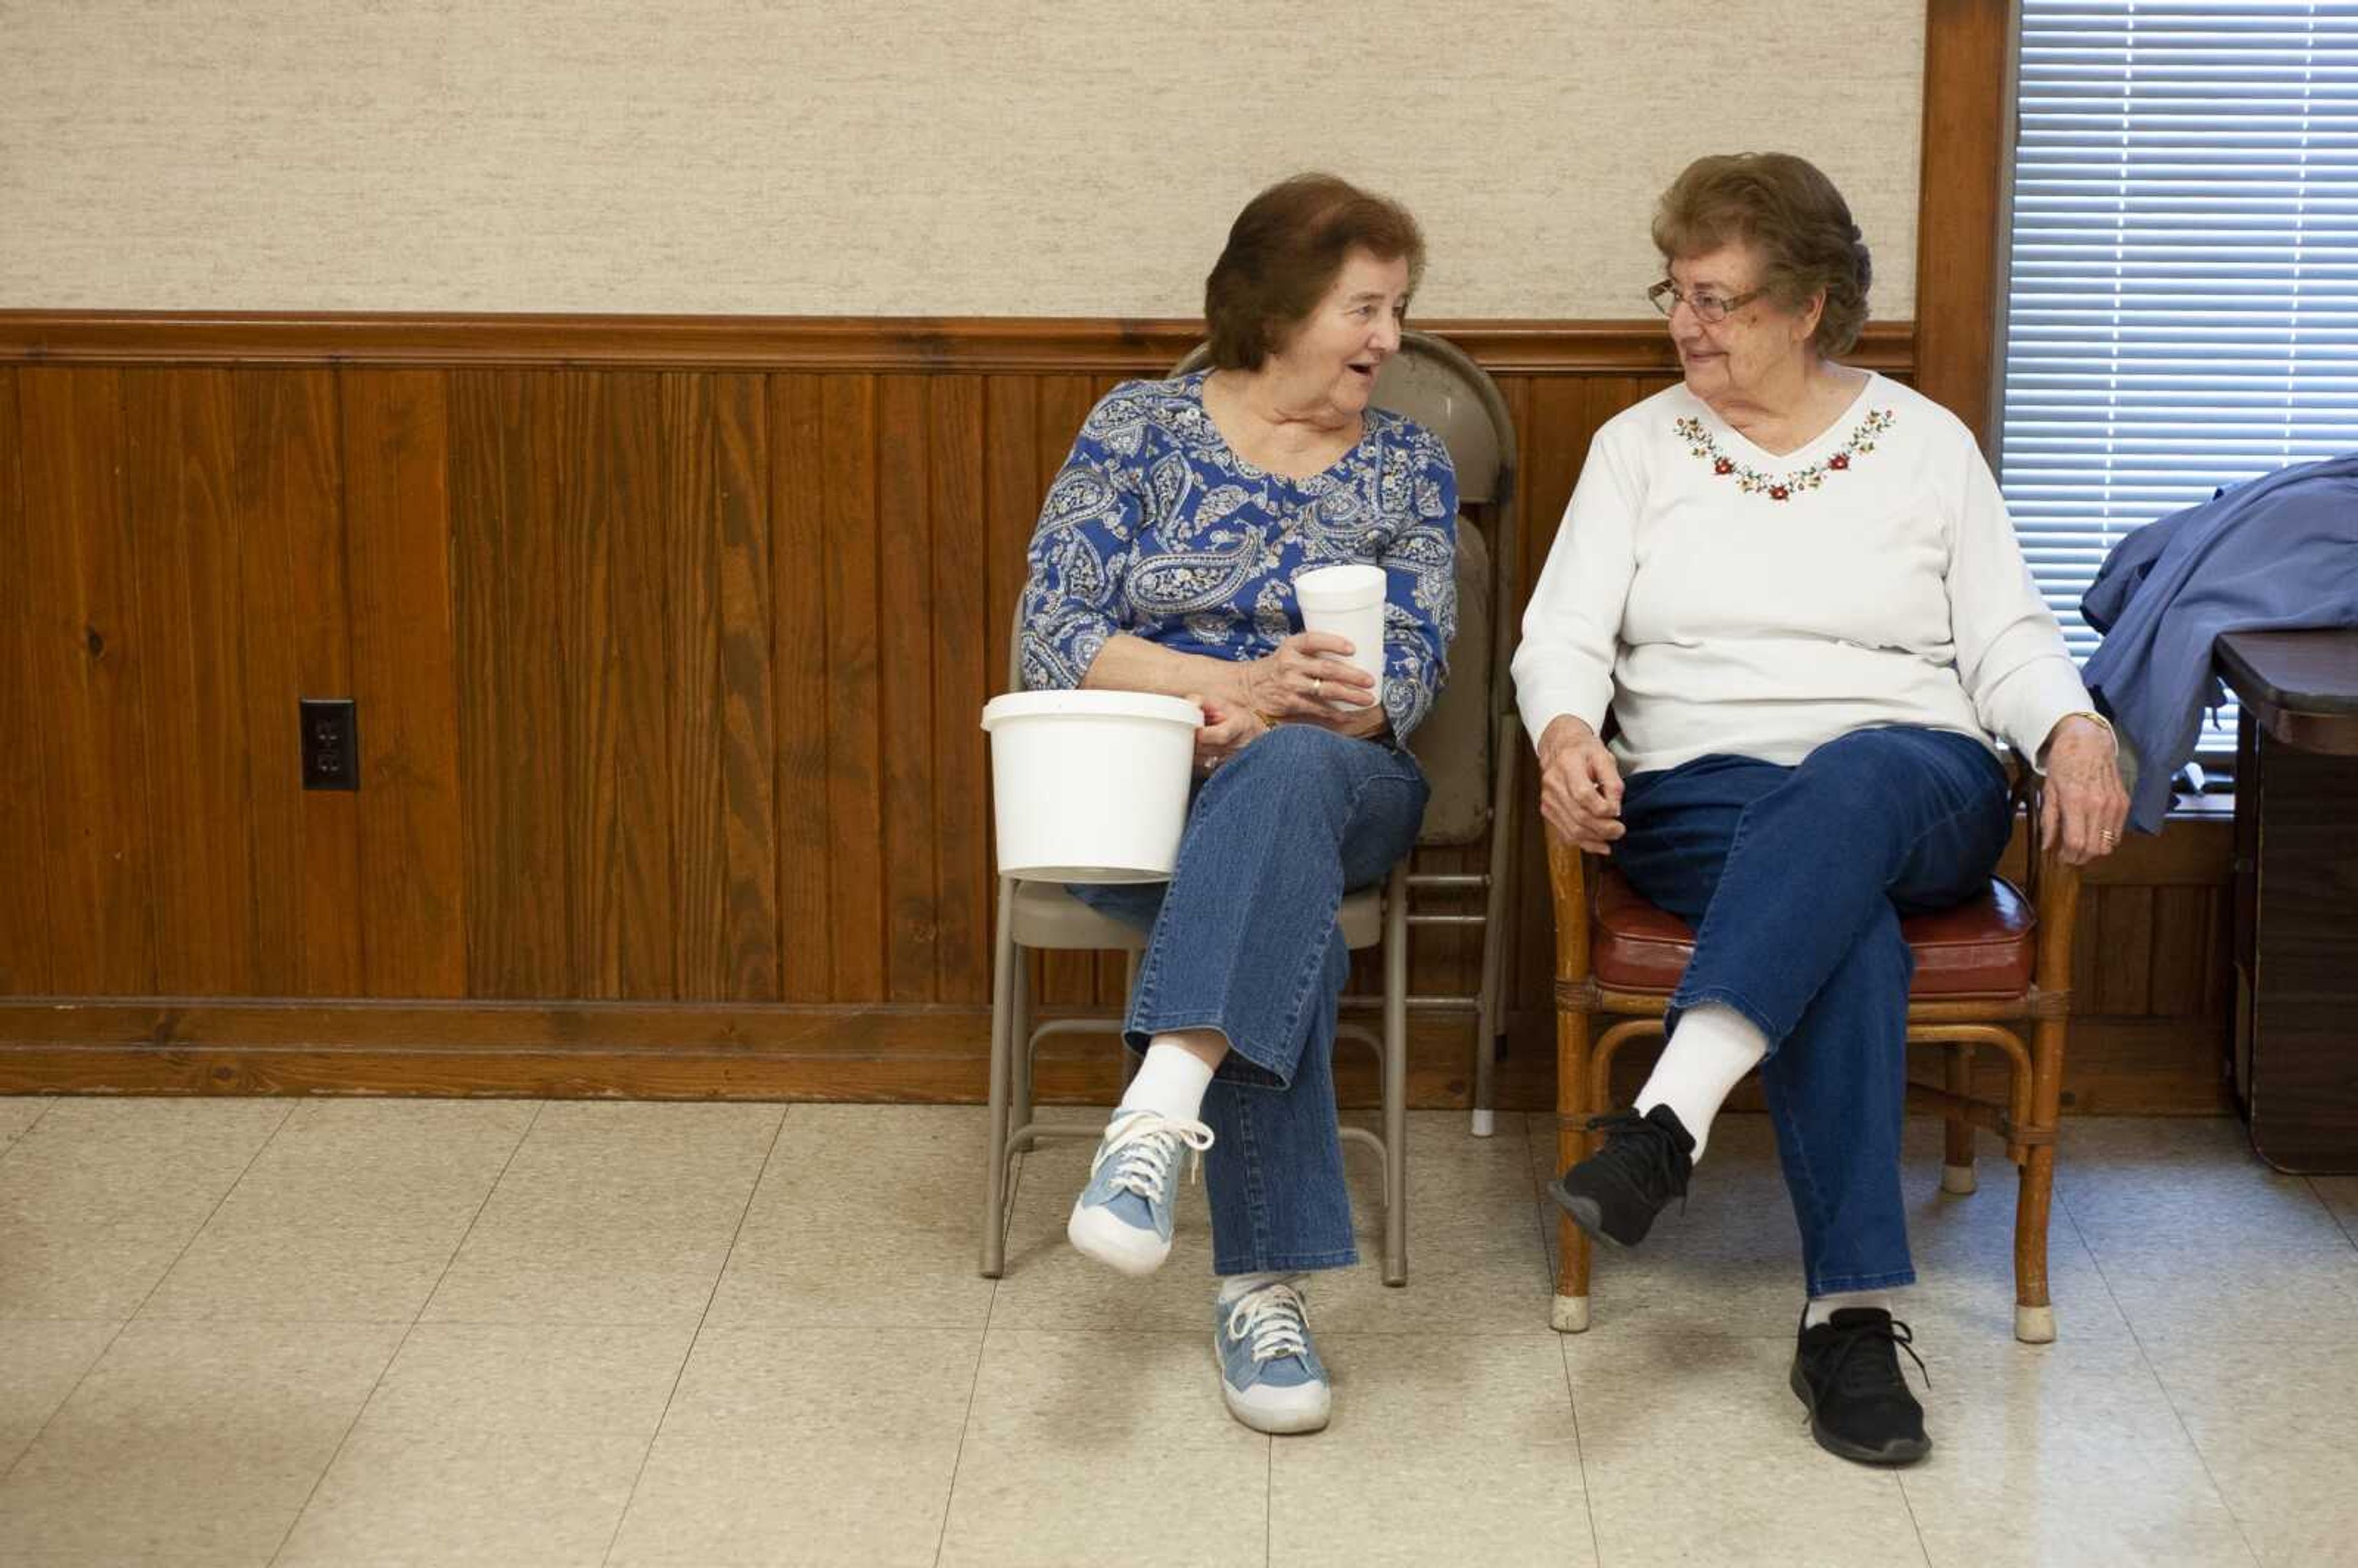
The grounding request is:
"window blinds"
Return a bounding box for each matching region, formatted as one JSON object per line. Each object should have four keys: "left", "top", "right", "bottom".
{"left": 1999, "top": 1, "right": 2358, "bottom": 750}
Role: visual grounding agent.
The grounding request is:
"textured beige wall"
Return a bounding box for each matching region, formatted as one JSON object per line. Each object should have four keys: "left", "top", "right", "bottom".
{"left": 0, "top": 2, "right": 1925, "bottom": 319}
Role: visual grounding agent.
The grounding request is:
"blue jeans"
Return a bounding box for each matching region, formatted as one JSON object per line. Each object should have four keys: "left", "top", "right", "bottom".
{"left": 1073, "top": 724, "right": 1429, "bottom": 1276}
{"left": 1613, "top": 726, "right": 2012, "bottom": 1297}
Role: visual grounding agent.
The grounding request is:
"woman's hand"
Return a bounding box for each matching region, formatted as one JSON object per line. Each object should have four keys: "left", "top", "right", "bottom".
{"left": 1239, "top": 632, "right": 1379, "bottom": 724}
{"left": 1537, "top": 715, "right": 1624, "bottom": 854}
{"left": 1186, "top": 693, "right": 1272, "bottom": 777}
{"left": 2039, "top": 715, "right": 2130, "bottom": 866}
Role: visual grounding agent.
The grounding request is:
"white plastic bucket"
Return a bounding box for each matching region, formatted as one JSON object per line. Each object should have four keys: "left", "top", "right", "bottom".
{"left": 980, "top": 690, "right": 1203, "bottom": 882}
{"left": 1293, "top": 563, "right": 1386, "bottom": 711}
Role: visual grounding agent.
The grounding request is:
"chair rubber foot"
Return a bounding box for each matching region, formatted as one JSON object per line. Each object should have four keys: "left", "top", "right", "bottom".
{"left": 1551, "top": 1294, "right": 1591, "bottom": 1333}
{"left": 2015, "top": 1304, "right": 2056, "bottom": 1344}
{"left": 1941, "top": 1163, "right": 1978, "bottom": 1196}
{"left": 1471, "top": 1108, "right": 1497, "bottom": 1138}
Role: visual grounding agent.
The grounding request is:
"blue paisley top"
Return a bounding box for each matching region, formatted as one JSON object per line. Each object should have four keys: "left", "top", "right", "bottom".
{"left": 1018, "top": 372, "right": 1459, "bottom": 739}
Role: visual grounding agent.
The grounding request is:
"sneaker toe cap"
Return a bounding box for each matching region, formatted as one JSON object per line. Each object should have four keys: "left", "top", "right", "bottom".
{"left": 1222, "top": 1375, "right": 1331, "bottom": 1434}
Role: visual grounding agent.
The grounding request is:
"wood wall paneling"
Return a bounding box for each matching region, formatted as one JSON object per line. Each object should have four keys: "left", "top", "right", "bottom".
{"left": 556, "top": 370, "right": 625, "bottom": 997}
{"left": 819, "top": 375, "right": 887, "bottom": 1001}
{"left": 0, "top": 311, "right": 2236, "bottom": 1116}
{"left": 600, "top": 371, "right": 678, "bottom": 1001}
{"left": 17, "top": 367, "right": 159, "bottom": 995}
{"left": 233, "top": 369, "right": 361, "bottom": 998}
{"left": 342, "top": 369, "right": 467, "bottom": 996}
{"left": 125, "top": 369, "right": 257, "bottom": 995}
{"left": 660, "top": 373, "right": 724, "bottom": 1001}
{"left": 771, "top": 373, "right": 833, "bottom": 1001}
{"left": 688, "top": 372, "right": 783, "bottom": 1002}
{"left": 2146, "top": 883, "right": 2213, "bottom": 1019}
{"left": 452, "top": 370, "right": 572, "bottom": 998}
{"left": 877, "top": 373, "right": 939, "bottom": 1005}
{"left": 928, "top": 376, "right": 990, "bottom": 1007}
{"left": 0, "top": 370, "right": 52, "bottom": 994}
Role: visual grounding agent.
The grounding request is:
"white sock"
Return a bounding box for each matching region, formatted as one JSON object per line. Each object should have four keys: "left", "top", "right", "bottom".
{"left": 1805, "top": 1289, "right": 1896, "bottom": 1328}
{"left": 1118, "top": 1039, "right": 1216, "bottom": 1126}
{"left": 1632, "top": 1003, "right": 1766, "bottom": 1162}
{"left": 1217, "top": 1270, "right": 1295, "bottom": 1305}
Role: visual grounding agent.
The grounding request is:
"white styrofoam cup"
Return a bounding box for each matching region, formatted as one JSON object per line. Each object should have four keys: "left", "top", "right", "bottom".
{"left": 1293, "top": 562, "right": 1386, "bottom": 712}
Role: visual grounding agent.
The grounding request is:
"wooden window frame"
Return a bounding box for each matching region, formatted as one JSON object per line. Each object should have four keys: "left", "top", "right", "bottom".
{"left": 1915, "top": 0, "right": 2014, "bottom": 456}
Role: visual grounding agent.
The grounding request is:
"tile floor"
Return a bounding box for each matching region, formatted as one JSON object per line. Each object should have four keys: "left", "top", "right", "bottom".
{"left": 0, "top": 1096, "right": 2352, "bottom": 1567}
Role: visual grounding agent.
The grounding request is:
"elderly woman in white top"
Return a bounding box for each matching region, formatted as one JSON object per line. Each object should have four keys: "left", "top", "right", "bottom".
{"left": 1511, "top": 152, "right": 2128, "bottom": 1467}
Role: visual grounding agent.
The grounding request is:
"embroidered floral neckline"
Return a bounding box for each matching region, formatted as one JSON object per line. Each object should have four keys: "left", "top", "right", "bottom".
{"left": 1675, "top": 407, "right": 1896, "bottom": 501}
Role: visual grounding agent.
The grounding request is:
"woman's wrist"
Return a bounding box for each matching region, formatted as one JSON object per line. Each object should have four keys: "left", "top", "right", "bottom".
{"left": 2045, "top": 710, "right": 2117, "bottom": 759}
{"left": 1539, "top": 713, "right": 1596, "bottom": 757}
{"left": 1227, "top": 656, "right": 1268, "bottom": 714}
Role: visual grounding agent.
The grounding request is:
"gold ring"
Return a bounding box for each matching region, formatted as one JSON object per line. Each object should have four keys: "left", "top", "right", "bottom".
{"left": 2101, "top": 829, "right": 2118, "bottom": 843}
{"left": 1312, "top": 677, "right": 1323, "bottom": 699}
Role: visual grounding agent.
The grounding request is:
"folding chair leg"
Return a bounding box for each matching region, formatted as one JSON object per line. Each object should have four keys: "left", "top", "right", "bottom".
{"left": 1472, "top": 719, "right": 1519, "bottom": 1138}
{"left": 1118, "top": 949, "right": 1142, "bottom": 1092}
{"left": 1011, "top": 944, "right": 1034, "bottom": 1142}
{"left": 1382, "top": 860, "right": 1411, "bottom": 1286}
{"left": 981, "top": 879, "right": 1019, "bottom": 1278}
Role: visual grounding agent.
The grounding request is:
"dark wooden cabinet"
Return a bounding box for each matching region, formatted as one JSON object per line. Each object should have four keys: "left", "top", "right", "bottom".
{"left": 2222, "top": 631, "right": 2358, "bottom": 1174}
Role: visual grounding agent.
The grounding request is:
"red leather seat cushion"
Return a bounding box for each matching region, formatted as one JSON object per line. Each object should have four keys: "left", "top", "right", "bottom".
{"left": 1590, "top": 865, "right": 2036, "bottom": 998}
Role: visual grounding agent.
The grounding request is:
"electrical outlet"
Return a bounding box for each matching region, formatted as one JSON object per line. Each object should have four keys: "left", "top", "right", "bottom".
{"left": 300, "top": 699, "right": 359, "bottom": 791}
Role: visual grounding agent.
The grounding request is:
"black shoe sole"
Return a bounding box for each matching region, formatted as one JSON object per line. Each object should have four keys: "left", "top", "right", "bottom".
{"left": 1546, "top": 1177, "right": 1635, "bottom": 1249}
{"left": 1788, "top": 1364, "right": 1933, "bottom": 1467}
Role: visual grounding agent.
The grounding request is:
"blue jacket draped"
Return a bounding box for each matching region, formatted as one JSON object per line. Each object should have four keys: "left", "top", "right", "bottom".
{"left": 2080, "top": 452, "right": 2358, "bottom": 831}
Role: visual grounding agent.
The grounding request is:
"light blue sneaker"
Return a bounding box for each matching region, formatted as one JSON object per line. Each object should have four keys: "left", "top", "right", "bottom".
{"left": 1065, "top": 1109, "right": 1214, "bottom": 1276}
{"left": 1215, "top": 1278, "right": 1331, "bottom": 1434}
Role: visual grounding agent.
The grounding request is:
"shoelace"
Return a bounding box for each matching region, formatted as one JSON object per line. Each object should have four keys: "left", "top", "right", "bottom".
{"left": 1815, "top": 1316, "right": 1931, "bottom": 1400}
{"left": 1094, "top": 1111, "right": 1215, "bottom": 1200}
{"left": 1581, "top": 1110, "right": 1692, "bottom": 1208}
{"left": 1225, "top": 1281, "right": 1311, "bottom": 1365}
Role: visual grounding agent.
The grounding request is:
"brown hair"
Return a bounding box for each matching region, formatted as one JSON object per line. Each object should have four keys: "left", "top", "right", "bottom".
{"left": 1203, "top": 174, "right": 1426, "bottom": 371}
{"left": 1650, "top": 152, "right": 1872, "bottom": 355}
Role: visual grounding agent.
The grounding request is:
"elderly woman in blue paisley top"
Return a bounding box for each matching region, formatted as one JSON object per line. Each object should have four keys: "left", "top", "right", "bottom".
{"left": 1015, "top": 173, "right": 1456, "bottom": 1436}
{"left": 1512, "top": 153, "right": 2130, "bottom": 1469}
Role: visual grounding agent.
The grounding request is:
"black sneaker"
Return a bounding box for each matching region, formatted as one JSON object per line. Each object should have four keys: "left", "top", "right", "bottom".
{"left": 1790, "top": 1307, "right": 1933, "bottom": 1466}
{"left": 1546, "top": 1104, "right": 1694, "bottom": 1248}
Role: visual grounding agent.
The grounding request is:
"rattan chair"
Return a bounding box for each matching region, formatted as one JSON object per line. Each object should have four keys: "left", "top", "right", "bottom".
{"left": 1544, "top": 769, "right": 2082, "bottom": 1343}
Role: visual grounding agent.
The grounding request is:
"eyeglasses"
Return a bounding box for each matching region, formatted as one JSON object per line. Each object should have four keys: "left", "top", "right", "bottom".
{"left": 1647, "top": 279, "right": 1765, "bottom": 324}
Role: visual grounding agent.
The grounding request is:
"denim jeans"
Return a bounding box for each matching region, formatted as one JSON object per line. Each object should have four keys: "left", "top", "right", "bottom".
{"left": 1073, "top": 723, "right": 1429, "bottom": 1276}
{"left": 1613, "top": 726, "right": 2012, "bottom": 1297}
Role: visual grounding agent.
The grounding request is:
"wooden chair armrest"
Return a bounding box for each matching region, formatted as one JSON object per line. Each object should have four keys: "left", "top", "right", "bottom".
{"left": 1544, "top": 823, "right": 1595, "bottom": 986}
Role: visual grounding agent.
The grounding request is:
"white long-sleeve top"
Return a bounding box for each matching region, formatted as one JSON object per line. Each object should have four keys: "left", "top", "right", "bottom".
{"left": 1511, "top": 373, "right": 2091, "bottom": 777}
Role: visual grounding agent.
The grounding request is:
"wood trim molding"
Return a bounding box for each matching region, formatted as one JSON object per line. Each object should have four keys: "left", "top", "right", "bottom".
{"left": 0, "top": 1001, "right": 1484, "bottom": 1104}
{"left": 0, "top": 311, "right": 1913, "bottom": 375}
{"left": 1914, "top": 0, "right": 2014, "bottom": 452}
{"left": 0, "top": 1002, "right": 2226, "bottom": 1113}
